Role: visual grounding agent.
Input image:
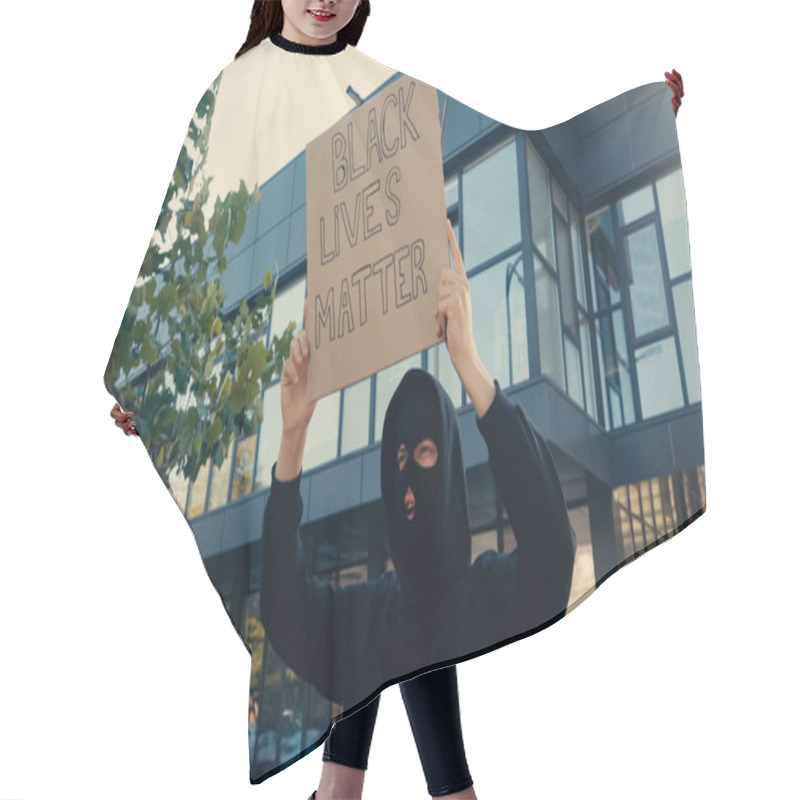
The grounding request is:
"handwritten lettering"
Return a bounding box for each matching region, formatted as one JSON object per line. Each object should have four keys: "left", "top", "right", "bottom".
{"left": 314, "top": 238, "right": 427, "bottom": 348}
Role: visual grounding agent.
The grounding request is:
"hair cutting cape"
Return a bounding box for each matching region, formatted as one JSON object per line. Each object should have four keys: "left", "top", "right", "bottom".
{"left": 103, "top": 32, "right": 705, "bottom": 785}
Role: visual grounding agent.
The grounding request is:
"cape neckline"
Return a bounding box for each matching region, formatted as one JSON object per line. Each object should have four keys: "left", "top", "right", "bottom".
{"left": 269, "top": 31, "right": 348, "bottom": 55}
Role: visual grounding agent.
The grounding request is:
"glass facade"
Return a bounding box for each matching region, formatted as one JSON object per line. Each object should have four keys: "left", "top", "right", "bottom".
{"left": 586, "top": 165, "right": 698, "bottom": 430}
{"left": 526, "top": 139, "right": 596, "bottom": 417}
{"left": 180, "top": 133, "right": 701, "bottom": 529}
{"left": 462, "top": 138, "right": 521, "bottom": 267}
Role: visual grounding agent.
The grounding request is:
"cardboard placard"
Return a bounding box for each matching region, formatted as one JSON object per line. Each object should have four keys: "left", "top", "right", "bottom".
{"left": 305, "top": 74, "right": 448, "bottom": 401}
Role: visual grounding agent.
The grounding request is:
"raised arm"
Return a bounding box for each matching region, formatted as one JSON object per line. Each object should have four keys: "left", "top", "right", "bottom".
{"left": 474, "top": 380, "right": 577, "bottom": 621}
{"left": 436, "top": 218, "right": 575, "bottom": 622}
{"left": 260, "top": 304, "right": 379, "bottom": 707}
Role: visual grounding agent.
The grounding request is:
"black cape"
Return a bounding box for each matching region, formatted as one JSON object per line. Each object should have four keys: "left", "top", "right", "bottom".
{"left": 102, "top": 31, "right": 704, "bottom": 786}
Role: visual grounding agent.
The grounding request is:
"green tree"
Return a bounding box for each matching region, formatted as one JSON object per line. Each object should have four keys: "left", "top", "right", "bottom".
{"left": 104, "top": 73, "right": 294, "bottom": 489}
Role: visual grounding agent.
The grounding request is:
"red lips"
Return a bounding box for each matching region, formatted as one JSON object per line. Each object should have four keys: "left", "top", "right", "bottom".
{"left": 405, "top": 487, "right": 415, "bottom": 519}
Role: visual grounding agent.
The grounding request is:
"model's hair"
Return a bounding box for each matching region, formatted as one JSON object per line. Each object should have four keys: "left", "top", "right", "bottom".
{"left": 236, "top": 0, "right": 371, "bottom": 59}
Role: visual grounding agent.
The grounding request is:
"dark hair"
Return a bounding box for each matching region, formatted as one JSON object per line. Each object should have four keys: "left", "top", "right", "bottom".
{"left": 236, "top": 1, "right": 371, "bottom": 59}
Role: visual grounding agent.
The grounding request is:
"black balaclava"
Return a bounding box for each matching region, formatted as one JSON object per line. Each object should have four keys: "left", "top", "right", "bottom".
{"left": 380, "top": 369, "right": 471, "bottom": 614}
{"left": 392, "top": 381, "right": 444, "bottom": 594}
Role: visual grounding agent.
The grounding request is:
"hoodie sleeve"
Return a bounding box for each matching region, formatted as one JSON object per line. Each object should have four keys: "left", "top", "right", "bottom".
{"left": 475, "top": 380, "right": 577, "bottom": 622}
{"left": 260, "top": 461, "right": 380, "bottom": 707}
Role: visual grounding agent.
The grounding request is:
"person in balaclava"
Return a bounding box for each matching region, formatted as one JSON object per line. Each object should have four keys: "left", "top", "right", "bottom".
{"left": 263, "top": 209, "right": 575, "bottom": 721}
{"left": 261, "top": 362, "right": 577, "bottom": 714}
{"left": 382, "top": 370, "right": 470, "bottom": 628}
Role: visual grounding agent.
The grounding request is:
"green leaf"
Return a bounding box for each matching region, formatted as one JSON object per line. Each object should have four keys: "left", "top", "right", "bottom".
{"left": 212, "top": 440, "right": 225, "bottom": 468}
{"left": 230, "top": 378, "right": 245, "bottom": 416}
{"left": 132, "top": 319, "right": 147, "bottom": 343}
{"left": 153, "top": 404, "right": 177, "bottom": 436}
{"left": 207, "top": 415, "right": 223, "bottom": 448}
{"left": 189, "top": 206, "right": 206, "bottom": 238}
{"left": 174, "top": 361, "right": 190, "bottom": 394}
{"left": 196, "top": 88, "right": 216, "bottom": 119}
{"left": 141, "top": 335, "right": 159, "bottom": 365}
{"left": 174, "top": 147, "right": 194, "bottom": 191}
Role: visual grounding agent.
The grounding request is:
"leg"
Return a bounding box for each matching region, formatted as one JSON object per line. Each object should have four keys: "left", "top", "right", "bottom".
{"left": 315, "top": 694, "right": 381, "bottom": 800}
{"left": 400, "top": 665, "right": 476, "bottom": 798}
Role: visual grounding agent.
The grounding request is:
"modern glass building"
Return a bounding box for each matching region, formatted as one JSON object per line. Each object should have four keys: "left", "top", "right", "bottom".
{"left": 150, "top": 78, "right": 704, "bottom": 773}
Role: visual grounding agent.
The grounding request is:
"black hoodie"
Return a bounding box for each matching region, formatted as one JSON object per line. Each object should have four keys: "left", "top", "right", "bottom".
{"left": 261, "top": 369, "right": 576, "bottom": 711}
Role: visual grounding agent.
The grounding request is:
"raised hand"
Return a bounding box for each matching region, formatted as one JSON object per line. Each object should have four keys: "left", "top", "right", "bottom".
{"left": 665, "top": 68, "right": 684, "bottom": 116}
{"left": 279, "top": 298, "right": 318, "bottom": 434}
{"left": 436, "top": 219, "right": 496, "bottom": 418}
{"left": 436, "top": 219, "right": 479, "bottom": 372}
{"left": 110, "top": 402, "right": 138, "bottom": 436}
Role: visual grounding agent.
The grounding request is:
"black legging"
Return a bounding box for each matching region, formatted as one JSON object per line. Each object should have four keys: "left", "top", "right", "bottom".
{"left": 323, "top": 665, "right": 473, "bottom": 797}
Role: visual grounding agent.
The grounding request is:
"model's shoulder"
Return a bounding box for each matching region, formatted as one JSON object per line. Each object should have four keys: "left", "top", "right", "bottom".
{"left": 214, "top": 39, "right": 270, "bottom": 87}
{"left": 337, "top": 45, "right": 400, "bottom": 84}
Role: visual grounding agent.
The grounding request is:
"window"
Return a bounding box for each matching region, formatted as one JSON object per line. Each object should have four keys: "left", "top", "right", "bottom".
{"left": 635, "top": 337, "right": 684, "bottom": 419}
{"left": 624, "top": 223, "right": 670, "bottom": 337}
{"left": 427, "top": 340, "right": 462, "bottom": 409}
{"left": 471, "top": 256, "right": 525, "bottom": 389}
{"left": 594, "top": 319, "right": 610, "bottom": 429}
{"left": 304, "top": 391, "right": 340, "bottom": 470}
{"left": 207, "top": 438, "right": 234, "bottom": 511}
{"left": 616, "top": 185, "right": 655, "bottom": 225}
{"left": 268, "top": 275, "right": 306, "bottom": 346}
{"left": 554, "top": 204, "right": 579, "bottom": 337}
{"left": 340, "top": 377, "right": 371, "bottom": 455}
{"left": 507, "top": 256, "right": 530, "bottom": 384}
{"left": 656, "top": 170, "right": 691, "bottom": 279}
{"left": 612, "top": 310, "right": 635, "bottom": 425}
{"left": 231, "top": 433, "right": 257, "bottom": 501}
{"left": 586, "top": 207, "right": 621, "bottom": 311}
{"left": 534, "top": 255, "right": 565, "bottom": 392}
{"left": 526, "top": 141, "right": 555, "bottom": 264}
{"left": 672, "top": 279, "right": 702, "bottom": 403}
{"left": 187, "top": 460, "right": 211, "bottom": 518}
{"left": 570, "top": 202, "right": 587, "bottom": 308}
{"left": 564, "top": 337, "right": 583, "bottom": 407}
{"left": 254, "top": 382, "right": 281, "bottom": 490}
{"left": 579, "top": 314, "right": 597, "bottom": 421}
{"left": 462, "top": 138, "right": 521, "bottom": 267}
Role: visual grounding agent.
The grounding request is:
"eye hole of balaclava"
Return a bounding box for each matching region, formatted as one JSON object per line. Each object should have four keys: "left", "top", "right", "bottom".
{"left": 393, "top": 385, "right": 443, "bottom": 541}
